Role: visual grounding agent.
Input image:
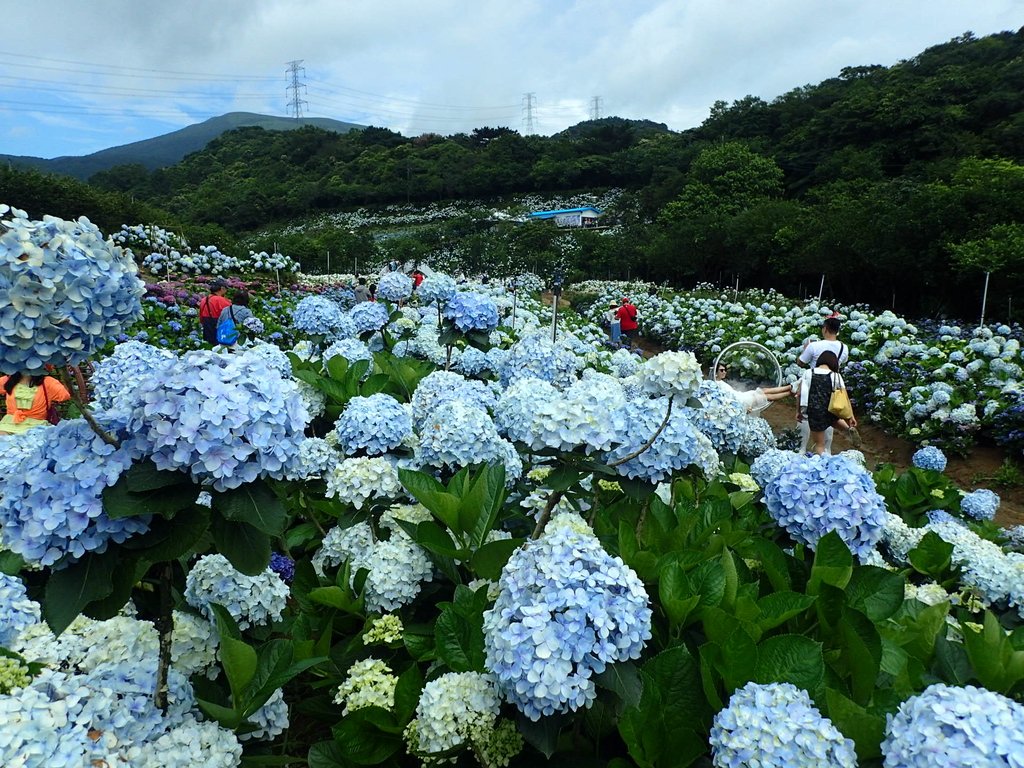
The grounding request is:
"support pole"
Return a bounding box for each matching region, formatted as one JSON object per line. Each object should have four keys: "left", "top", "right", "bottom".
{"left": 818, "top": 273, "right": 825, "bottom": 301}
{"left": 980, "top": 271, "right": 991, "bottom": 327}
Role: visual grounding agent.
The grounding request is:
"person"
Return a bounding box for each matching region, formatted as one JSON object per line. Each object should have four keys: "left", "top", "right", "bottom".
{"left": 199, "top": 279, "right": 231, "bottom": 345}
{"left": 604, "top": 302, "right": 622, "bottom": 345}
{"left": 216, "top": 291, "right": 255, "bottom": 346}
{"left": 388, "top": 259, "right": 401, "bottom": 272}
{"left": 713, "top": 363, "right": 796, "bottom": 413}
{"left": 412, "top": 270, "right": 425, "bottom": 290}
{"left": 369, "top": 283, "right": 378, "bottom": 302}
{"left": 0, "top": 372, "right": 71, "bottom": 435}
{"left": 796, "top": 314, "right": 848, "bottom": 452}
{"left": 796, "top": 350, "right": 860, "bottom": 454}
{"left": 616, "top": 297, "right": 639, "bottom": 346}
{"left": 353, "top": 277, "right": 371, "bottom": 303}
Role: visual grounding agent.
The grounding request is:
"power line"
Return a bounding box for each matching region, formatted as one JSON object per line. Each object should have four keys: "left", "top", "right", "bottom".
{"left": 0, "top": 50, "right": 278, "bottom": 80}
{"left": 590, "top": 95, "right": 603, "bottom": 120}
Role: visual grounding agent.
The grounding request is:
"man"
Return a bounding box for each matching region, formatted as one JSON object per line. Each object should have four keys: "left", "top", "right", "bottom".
{"left": 796, "top": 314, "right": 849, "bottom": 453}
{"left": 616, "top": 297, "right": 639, "bottom": 346}
{"left": 353, "top": 277, "right": 371, "bottom": 303}
{"left": 199, "top": 278, "right": 231, "bottom": 345}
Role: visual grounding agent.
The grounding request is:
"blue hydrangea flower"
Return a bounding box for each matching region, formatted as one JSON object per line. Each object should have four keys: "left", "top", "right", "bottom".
{"left": 334, "top": 394, "right": 412, "bottom": 456}
{"left": 685, "top": 381, "right": 750, "bottom": 455}
{"left": 499, "top": 332, "right": 581, "bottom": 389}
{"left": 762, "top": 453, "right": 887, "bottom": 560}
{"left": 418, "top": 273, "right": 457, "bottom": 305}
{"left": 269, "top": 553, "right": 295, "bottom": 584}
{"left": 123, "top": 349, "right": 308, "bottom": 492}
{"left": 0, "top": 573, "right": 40, "bottom": 646}
{"left": 604, "top": 398, "right": 720, "bottom": 483}
{"left": 0, "top": 206, "right": 145, "bottom": 372}
{"left": 912, "top": 446, "right": 948, "bottom": 472}
{"left": 882, "top": 684, "right": 1024, "bottom": 767}
{"left": 483, "top": 513, "right": 652, "bottom": 721}
{"left": 411, "top": 371, "right": 497, "bottom": 429}
{"left": 350, "top": 301, "right": 391, "bottom": 333}
{"left": 91, "top": 341, "right": 176, "bottom": 412}
{"left": 710, "top": 682, "right": 857, "bottom": 767}
{"left": 750, "top": 448, "right": 798, "bottom": 489}
{"left": 961, "top": 488, "right": 1000, "bottom": 521}
{"left": 443, "top": 292, "right": 499, "bottom": 333}
{"left": 184, "top": 554, "right": 289, "bottom": 631}
{"left": 453, "top": 346, "right": 490, "bottom": 376}
{"left": 415, "top": 401, "right": 514, "bottom": 474}
{"left": 376, "top": 272, "right": 413, "bottom": 302}
{"left": 322, "top": 337, "right": 373, "bottom": 374}
{"left": 292, "top": 295, "right": 346, "bottom": 336}
{"left": 0, "top": 416, "right": 150, "bottom": 566}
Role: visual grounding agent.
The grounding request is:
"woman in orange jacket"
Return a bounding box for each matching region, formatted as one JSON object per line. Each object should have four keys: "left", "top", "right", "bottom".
{"left": 0, "top": 373, "right": 71, "bottom": 435}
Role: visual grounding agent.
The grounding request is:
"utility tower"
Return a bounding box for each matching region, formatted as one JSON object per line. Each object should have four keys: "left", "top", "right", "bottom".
{"left": 590, "top": 96, "right": 603, "bottom": 120}
{"left": 285, "top": 60, "right": 308, "bottom": 119}
{"left": 522, "top": 92, "right": 537, "bottom": 134}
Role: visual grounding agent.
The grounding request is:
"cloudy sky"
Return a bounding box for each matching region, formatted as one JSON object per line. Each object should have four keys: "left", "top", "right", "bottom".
{"left": 1, "top": 0, "right": 1021, "bottom": 159}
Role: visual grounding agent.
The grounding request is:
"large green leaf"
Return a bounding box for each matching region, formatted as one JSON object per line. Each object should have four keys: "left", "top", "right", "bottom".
{"left": 213, "top": 480, "right": 287, "bottom": 535}
{"left": 121, "top": 505, "right": 210, "bottom": 563}
{"left": 756, "top": 591, "right": 816, "bottom": 632}
{"left": 211, "top": 515, "right": 271, "bottom": 576}
{"left": 435, "top": 586, "right": 487, "bottom": 672}
{"left": 825, "top": 688, "right": 885, "bottom": 761}
{"left": 808, "top": 531, "right": 853, "bottom": 594}
{"left": 838, "top": 608, "right": 882, "bottom": 705}
{"left": 398, "top": 469, "right": 461, "bottom": 531}
{"left": 908, "top": 531, "right": 954, "bottom": 580}
{"left": 845, "top": 566, "right": 905, "bottom": 622}
{"left": 331, "top": 707, "right": 403, "bottom": 765}
{"left": 594, "top": 662, "right": 643, "bottom": 707}
{"left": 469, "top": 537, "right": 522, "bottom": 580}
{"left": 102, "top": 461, "right": 197, "bottom": 519}
{"left": 43, "top": 549, "right": 120, "bottom": 634}
{"left": 754, "top": 634, "right": 824, "bottom": 693}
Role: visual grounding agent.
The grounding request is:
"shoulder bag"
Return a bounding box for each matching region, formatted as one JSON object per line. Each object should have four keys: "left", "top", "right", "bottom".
{"left": 827, "top": 372, "right": 853, "bottom": 420}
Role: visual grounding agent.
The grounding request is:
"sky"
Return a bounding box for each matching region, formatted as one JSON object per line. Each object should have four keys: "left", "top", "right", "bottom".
{"left": 1, "top": 0, "right": 1021, "bottom": 159}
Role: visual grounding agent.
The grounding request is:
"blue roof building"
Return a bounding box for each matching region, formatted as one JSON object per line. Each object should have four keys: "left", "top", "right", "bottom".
{"left": 527, "top": 206, "right": 603, "bottom": 227}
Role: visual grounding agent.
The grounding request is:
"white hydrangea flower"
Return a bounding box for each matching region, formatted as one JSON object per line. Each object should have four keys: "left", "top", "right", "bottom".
{"left": 184, "top": 554, "right": 289, "bottom": 631}
{"left": 334, "top": 658, "right": 398, "bottom": 715}
{"left": 325, "top": 456, "right": 403, "bottom": 509}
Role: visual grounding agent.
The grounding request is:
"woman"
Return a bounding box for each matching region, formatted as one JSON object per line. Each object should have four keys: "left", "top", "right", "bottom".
{"left": 714, "top": 363, "right": 796, "bottom": 413}
{"left": 0, "top": 372, "right": 71, "bottom": 435}
{"left": 796, "top": 350, "right": 859, "bottom": 454}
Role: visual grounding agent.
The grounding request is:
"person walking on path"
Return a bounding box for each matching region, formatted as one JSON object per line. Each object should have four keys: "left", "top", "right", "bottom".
{"left": 353, "top": 277, "right": 371, "bottom": 303}
{"left": 796, "top": 314, "right": 848, "bottom": 452}
{"left": 616, "top": 297, "right": 639, "bottom": 347}
{"left": 605, "top": 302, "right": 622, "bottom": 344}
{"left": 796, "top": 350, "right": 860, "bottom": 454}
{"left": 0, "top": 372, "right": 70, "bottom": 435}
{"left": 216, "top": 291, "right": 256, "bottom": 347}
{"left": 199, "top": 279, "right": 231, "bottom": 345}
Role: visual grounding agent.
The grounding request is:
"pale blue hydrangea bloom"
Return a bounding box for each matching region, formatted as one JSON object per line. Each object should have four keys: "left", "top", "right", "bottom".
{"left": 184, "top": 554, "right": 289, "bottom": 631}
{"left": 418, "top": 273, "right": 457, "bottom": 305}
{"left": 334, "top": 394, "right": 412, "bottom": 456}
{"left": 500, "top": 332, "right": 581, "bottom": 389}
{"left": 444, "top": 291, "right": 499, "bottom": 332}
{"left": 912, "top": 446, "right": 948, "bottom": 472}
{"left": 292, "top": 294, "right": 347, "bottom": 335}
{"left": 127, "top": 716, "right": 242, "bottom": 768}
{"left": 609, "top": 347, "right": 641, "bottom": 378}
{"left": 243, "top": 342, "right": 293, "bottom": 378}
{"left": 710, "top": 682, "right": 857, "bottom": 768}
{"left": 685, "top": 381, "right": 751, "bottom": 455}
{"left": 640, "top": 350, "right": 703, "bottom": 399}
{"left": 324, "top": 456, "right": 403, "bottom": 509}
{"left": 483, "top": 513, "right": 652, "bottom": 721}
{"left": 0, "top": 205, "right": 145, "bottom": 372}
{"left": 123, "top": 349, "right": 308, "bottom": 492}
{"left": 322, "top": 337, "right": 373, "bottom": 376}
{"left": 882, "top": 684, "right": 1024, "bottom": 767}
{"left": 961, "top": 488, "right": 1000, "bottom": 521}
{"left": 411, "top": 371, "right": 496, "bottom": 428}
{"left": 605, "top": 398, "right": 720, "bottom": 483}
{"left": 0, "top": 416, "right": 150, "bottom": 566}
{"left": 750, "top": 448, "right": 798, "bottom": 489}
{"left": 239, "top": 688, "right": 289, "bottom": 742}
{"left": 453, "top": 346, "right": 490, "bottom": 376}
{"left": 287, "top": 437, "right": 337, "bottom": 480}
{"left": 349, "top": 301, "right": 391, "bottom": 333}
{"left": 376, "top": 272, "right": 413, "bottom": 302}
{"left": 762, "top": 453, "right": 887, "bottom": 561}
{"left": 313, "top": 520, "right": 433, "bottom": 613}
{"left": 0, "top": 573, "right": 40, "bottom": 647}
{"left": 91, "top": 341, "right": 176, "bottom": 412}
{"left": 738, "top": 416, "right": 777, "bottom": 458}
{"left": 415, "top": 401, "right": 514, "bottom": 474}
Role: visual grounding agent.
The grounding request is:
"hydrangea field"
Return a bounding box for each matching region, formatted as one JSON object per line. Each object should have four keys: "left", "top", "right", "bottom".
{"left": 577, "top": 281, "right": 1024, "bottom": 456}
{"left": 3, "top": 204, "right": 1024, "bottom": 767}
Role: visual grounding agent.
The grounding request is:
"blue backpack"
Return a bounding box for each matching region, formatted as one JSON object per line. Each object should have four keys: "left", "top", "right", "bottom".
{"left": 216, "top": 307, "right": 239, "bottom": 345}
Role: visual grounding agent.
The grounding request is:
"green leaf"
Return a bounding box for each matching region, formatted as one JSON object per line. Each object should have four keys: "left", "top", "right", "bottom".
{"left": 43, "top": 549, "right": 119, "bottom": 635}
{"left": 393, "top": 663, "right": 424, "bottom": 724}
{"left": 469, "top": 537, "right": 522, "bottom": 580}
{"left": 658, "top": 562, "right": 701, "bottom": 628}
{"left": 516, "top": 711, "right": 568, "bottom": 759}
{"left": 749, "top": 538, "right": 793, "bottom": 591}
{"left": 845, "top": 566, "right": 905, "bottom": 622}
{"left": 0, "top": 549, "right": 25, "bottom": 576}
{"left": 332, "top": 707, "right": 403, "bottom": 764}
{"left": 121, "top": 506, "right": 210, "bottom": 563}
{"left": 197, "top": 698, "right": 241, "bottom": 729}
{"left": 102, "top": 461, "right": 197, "bottom": 519}
{"left": 435, "top": 586, "right": 487, "bottom": 672}
{"left": 82, "top": 555, "right": 142, "bottom": 621}
{"left": 838, "top": 608, "right": 882, "bottom": 705}
{"left": 825, "top": 688, "right": 885, "bottom": 761}
{"left": 309, "top": 585, "right": 363, "bottom": 615}
{"left": 755, "top": 634, "right": 824, "bottom": 693}
{"left": 908, "top": 531, "right": 954, "bottom": 580}
{"left": 220, "top": 635, "right": 258, "bottom": 706}
{"left": 210, "top": 515, "right": 271, "bottom": 576}
{"left": 307, "top": 741, "right": 348, "bottom": 768}
{"left": 808, "top": 531, "right": 853, "bottom": 595}
{"left": 756, "top": 591, "right": 816, "bottom": 632}
{"left": 213, "top": 480, "right": 287, "bottom": 535}
{"left": 620, "top": 476, "right": 656, "bottom": 501}
{"left": 398, "top": 469, "right": 461, "bottom": 531}
{"left": 594, "top": 662, "right": 643, "bottom": 707}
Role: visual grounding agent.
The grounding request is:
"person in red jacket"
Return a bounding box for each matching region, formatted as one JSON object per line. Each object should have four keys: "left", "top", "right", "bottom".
{"left": 616, "top": 297, "right": 639, "bottom": 346}
{"left": 199, "top": 279, "right": 231, "bottom": 345}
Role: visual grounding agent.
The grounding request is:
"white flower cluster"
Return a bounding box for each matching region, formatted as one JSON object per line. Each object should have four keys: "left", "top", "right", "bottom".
{"left": 184, "top": 554, "right": 290, "bottom": 630}
{"left": 334, "top": 658, "right": 397, "bottom": 715}
{"left": 363, "top": 614, "right": 404, "bottom": 645}
{"left": 405, "top": 672, "right": 522, "bottom": 767}
{"left": 324, "top": 456, "right": 403, "bottom": 509}
{"left": 245, "top": 250, "right": 299, "bottom": 272}
{"left": 640, "top": 350, "right": 703, "bottom": 399}
{"left": 143, "top": 244, "right": 244, "bottom": 275}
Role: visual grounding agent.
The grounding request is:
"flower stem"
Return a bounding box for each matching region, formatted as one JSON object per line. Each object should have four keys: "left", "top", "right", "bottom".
{"left": 67, "top": 371, "right": 120, "bottom": 448}
{"left": 154, "top": 563, "right": 174, "bottom": 711}
{"left": 531, "top": 491, "right": 564, "bottom": 539}
{"left": 608, "top": 396, "right": 674, "bottom": 467}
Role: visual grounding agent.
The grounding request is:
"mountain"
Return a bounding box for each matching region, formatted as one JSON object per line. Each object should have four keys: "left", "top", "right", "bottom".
{"left": 0, "top": 112, "right": 365, "bottom": 181}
